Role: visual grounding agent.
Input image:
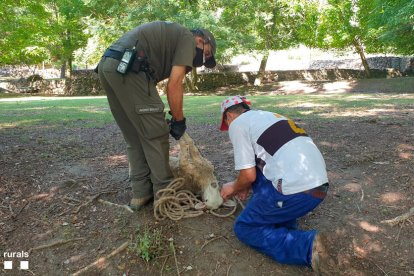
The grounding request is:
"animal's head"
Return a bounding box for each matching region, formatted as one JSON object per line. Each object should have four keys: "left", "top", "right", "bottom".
{"left": 201, "top": 178, "right": 223, "bottom": 210}
{"left": 173, "top": 132, "right": 224, "bottom": 209}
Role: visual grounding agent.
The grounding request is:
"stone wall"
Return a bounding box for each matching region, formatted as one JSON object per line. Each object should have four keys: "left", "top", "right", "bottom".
{"left": 0, "top": 65, "right": 60, "bottom": 79}
{"left": 64, "top": 69, "right": 378, "bottom": 95}
{"left": 67, "top": 68, "right": 413, "bottom": 95}
{"left": 193, "top": 69, "right": 389, "bottom": 91}
{"left": 310, "top": 56, "right": 414, "bottom": 72}
{"left": 1, "top": 68, "right": 412, "bottom": 96}
{"left": 64, "top": 70, "right": 104, "bottom": 96}
{"left": 0, "top": 76, "right": 66, "bottom": 94}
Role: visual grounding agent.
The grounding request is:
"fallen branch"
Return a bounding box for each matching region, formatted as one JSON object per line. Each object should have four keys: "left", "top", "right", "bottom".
{"left": 201, "top": 235, "right": 226, "bottom": 250}
{"left": 98, "top": 199, "right": 134, "bottom": 213}
{"left": 29, "top": 238, "right": 86, "bottom": 254}
{"left": 71, "top": 241, "right": 129, "bottom": 276}
{"left": 360, "top": 187, "right": 364, "bottom": 202}
{"left": 57, "top": 208, "right": 71, "bottom": 217}
{"left": 63, "top": 195, "right": 82, "bottom": 203}
{"left": 73, "top": 190, "right": 117, "bottom": 214}
{"left": 381, "top": 207, "right": 414, "bottom": 226}
{"left": 8, "top": 204, "right": 14, "bottom": 216}
{"left": 160, "top": 255, "right": 169, "bottom": 276}
{"left": 170, "top": 241, "right": 180, "bottom": 276}
{"left": 226, "top": 264, "right": 232, "bottom": 276}
{"left": 11, "top": 201, "right": 30, "bottom": 219}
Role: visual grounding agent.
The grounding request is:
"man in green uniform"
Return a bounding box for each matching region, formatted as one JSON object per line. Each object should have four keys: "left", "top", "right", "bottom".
{"left": 97, "top": 21, "right": 217, "bottom": 210}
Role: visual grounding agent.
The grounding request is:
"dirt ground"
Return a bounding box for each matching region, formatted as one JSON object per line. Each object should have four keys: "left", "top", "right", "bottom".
{"left": 1, "top": 79, "right": 413, "bottom": 276}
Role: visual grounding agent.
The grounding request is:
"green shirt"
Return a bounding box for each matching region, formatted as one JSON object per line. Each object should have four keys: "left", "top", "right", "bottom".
{"left": 110, "top": 21, "right": 195, "bottom": 82}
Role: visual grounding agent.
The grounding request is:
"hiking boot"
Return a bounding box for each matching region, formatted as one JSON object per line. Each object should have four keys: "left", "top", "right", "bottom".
{"left": 311, "top": 233, "right": 337, "bottom": 275}
{"left": 130, "top": 195, "right": 153, "bottom": 211}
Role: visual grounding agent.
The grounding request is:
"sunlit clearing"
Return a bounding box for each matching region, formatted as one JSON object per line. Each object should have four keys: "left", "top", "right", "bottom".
{"left": 323, "top": 81, "right": 352, "bottom": 94}
{"left": 107, "top": 155, "right": 128, "bottom": 166}
{"left": 296, "top": 102, "right": 330, "bottom": 108}
{"left": 0, "top": 122, "right": 17, "bottom": 129}
{"left": 353, "top": 241, "right": 367, "bottom": 258}
{"left": 299, "top": 110, "right": 314, "bottom": 115}
{"left": 0, "top": 96, "right": 107, "bottom": 102}
{"left": 320, "top": 108, "right": 410, "bottom": 118}
{"left": 380, "top": 192, "right": 405, "bottom": 204}
{"left": 345, "top": 94, "right": 381, "bottom": 100}
{"left": 398, "top": 143, "right": 414, "bottom": 160}
{"left": 359, "top": 221, "right": 381, "bottom": 233}
{"left": 278, "top": 81, "right": 318, "bottom": 94}
{"left": 29, "top": 193, "right": 54, "bottom": 201}
{"left": 358, "top": 235, "right": 383, "bottom": 253}
{"left": 399, "top": 151, "right": 413, "bottom": 159}
{"left": 79, "top": 107, "right": 108, "bottom": 114}
{"left": 319, "top": 141, "right": 340, "bottom": 149}
{"left": 27, "top": 186, "right": 60, "bottom": 202}
{"left": 277, "top": 101, "right": 331, "bottom": 108}
{"left": 0, "top": 120, "right": 42, "bottom": 129}
{"left": 342, "top": 183, "right": 361, "bottom": 193}
{"left": 96, "top": 257, "right": 107, "bottom": 269}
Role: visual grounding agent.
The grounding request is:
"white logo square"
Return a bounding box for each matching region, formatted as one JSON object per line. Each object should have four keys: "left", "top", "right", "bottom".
{"left": 4, "top": 261, "right": 13, "bottom": 270}
{"left": 20, "top": 260, "right": 29, "bottom": 270}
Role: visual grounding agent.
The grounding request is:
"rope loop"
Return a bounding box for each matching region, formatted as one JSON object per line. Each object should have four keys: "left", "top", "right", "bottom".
{"left": 153, "top": 178, "right": 238, "bottom": 221}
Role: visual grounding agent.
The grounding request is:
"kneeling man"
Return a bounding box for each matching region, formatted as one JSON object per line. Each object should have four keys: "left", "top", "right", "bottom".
{"left": 219, "top": 96, "right": 332, "bottom": 273}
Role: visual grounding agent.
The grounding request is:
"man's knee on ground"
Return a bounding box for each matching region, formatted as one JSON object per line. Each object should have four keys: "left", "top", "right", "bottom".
{"left": 234, "top": 218, "right": 254, "bottom": 244}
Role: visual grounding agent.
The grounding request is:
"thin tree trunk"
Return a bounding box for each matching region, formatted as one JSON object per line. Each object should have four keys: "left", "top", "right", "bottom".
{"left": 353, "top": 38, "right": 371, "bottom": 78}
{"left": 60, "top": 61, "right": 66, "bottom": 79}
{"left": 68, "top": 57, "right": 73, "bottom": 78}
{"left": 254, "top": 51, "right": 269, "bottom": 86}
{"left": 188, "top": 67, "right": 198, "bottom": 91}
{"left": 67, "top": 29, "right": 72, "bottom": 78}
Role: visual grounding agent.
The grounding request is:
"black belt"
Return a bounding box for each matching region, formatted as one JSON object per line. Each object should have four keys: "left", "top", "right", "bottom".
{"left": 102, "top": 48, "right": 156, "bottom": 85}
{"left": 303, "top": 183, "right": 329, "bottom": 199}
{"left": 103, "top": 49, "right": 124, "bottom": 61}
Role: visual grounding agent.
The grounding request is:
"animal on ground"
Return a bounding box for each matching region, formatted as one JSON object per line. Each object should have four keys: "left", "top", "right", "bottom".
{"left": 169, "top": 133, "right": 223, "bottom": 209}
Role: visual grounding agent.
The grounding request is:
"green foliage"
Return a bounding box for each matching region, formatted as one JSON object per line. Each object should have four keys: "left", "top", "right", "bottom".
{"left": 1, "top": 0, "right": 412, "bottom": 68}
{"left": 0, "top": 0, "right": 50, "bottom": 65}
{"left": 82, "top": 0, "right": 221, "bottom": 65}
{"left": 309, "top": 0, "right": 413, "bottom": 55}
{"left": 363, "top": 0, "right": 414, "bottom": 55}
{"left": 43, "top": 0, "right": 90, "bottom": 72}
{"left": 0, "top": 0, "right": 90, "bottom": 70}
{"left": 310, "top": 0, "right": 359, "bottom": 49}
{"left": 130, "top": 227, "right": 163, "bottom": 262}
{"left": 214, "top": 0, "right": 312, "bottom": 54}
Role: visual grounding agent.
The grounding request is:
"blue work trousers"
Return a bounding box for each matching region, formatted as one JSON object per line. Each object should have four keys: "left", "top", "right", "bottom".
{"left": 234, "top": 170, "right": 326, "bottom": 266}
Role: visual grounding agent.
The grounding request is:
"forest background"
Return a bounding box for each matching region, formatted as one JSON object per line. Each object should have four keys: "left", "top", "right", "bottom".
{"left": 1, "top": 0, "right": 413, "bottom": 79}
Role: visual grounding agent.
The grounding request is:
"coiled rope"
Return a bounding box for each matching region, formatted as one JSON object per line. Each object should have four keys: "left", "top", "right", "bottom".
{"left": 154, "top": 178, "right": 238, "bottom": 221}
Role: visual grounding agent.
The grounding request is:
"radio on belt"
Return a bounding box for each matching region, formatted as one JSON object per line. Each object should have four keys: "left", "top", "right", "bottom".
{"left": 116, "top": 48, "right": 136, "bottom": 74}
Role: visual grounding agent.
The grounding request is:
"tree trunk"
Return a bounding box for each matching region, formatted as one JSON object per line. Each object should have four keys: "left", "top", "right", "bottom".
{"left": 68, "top": 57, "right": 73, "bottom": 78}
{"left": 185, "top": 67, "right": 198, "bottom": 92}
{"left": 254, "top": 51, "right": 269, "bottom": 86}
{"left": 60, "top": 61, "right": 66, "bottom": 79}
{"left": 353, "top": 39, "right": 371, "bottom": 78}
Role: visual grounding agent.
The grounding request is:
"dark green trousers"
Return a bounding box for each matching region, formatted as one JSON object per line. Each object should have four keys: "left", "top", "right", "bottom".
{"left": 98, "top": 57, "right": 173, "bottom": 198}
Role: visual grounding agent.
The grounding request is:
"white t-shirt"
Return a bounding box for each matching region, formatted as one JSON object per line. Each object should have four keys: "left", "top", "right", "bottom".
{"left": 229, "top": 110, "right": 328, "bottom": 195}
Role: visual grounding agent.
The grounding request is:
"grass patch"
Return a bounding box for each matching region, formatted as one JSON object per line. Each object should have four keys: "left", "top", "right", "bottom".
{"left": 0, "top": 94, "right": 413, "bottom": 129}
{"left": 0, "top": 92, "right": 32, "bottom": 98}
{"left": 0, "top": 97, "right": 113, "bottom": 128}
{"left": 130, "top": 226, "right": 165, "bottom": 262}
